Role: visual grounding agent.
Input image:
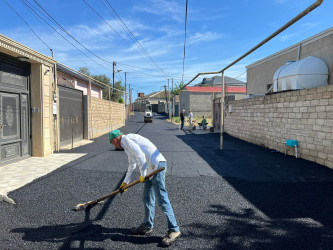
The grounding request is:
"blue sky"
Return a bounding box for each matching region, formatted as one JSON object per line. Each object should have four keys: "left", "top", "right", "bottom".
{"left": 0, "top": 0, "right": 332, "bottom": 96}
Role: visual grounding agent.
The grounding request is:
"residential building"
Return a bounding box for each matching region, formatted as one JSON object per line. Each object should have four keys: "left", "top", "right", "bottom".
{"left": 246, "top": 27, "right": 333, "bottom": 95}
{"left": 0, "top": 33, "right": 56, "bottom": 164}
{"left": 180, "top": 85, "right": 246, "bottom": 117}
{"left": 134, "top": 90, "right": 170, "bottom": 113}
{"left": 180, "top": 76, "right": 246, "bottom": 117}
{"left": 57, "top": 64, "right": 104, "bottom": 99}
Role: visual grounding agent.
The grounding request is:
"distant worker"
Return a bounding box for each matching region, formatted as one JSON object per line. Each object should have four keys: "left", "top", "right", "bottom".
{"left": 201, "top": 116, "right": 207, "bottom": 130}
{"left": 188, "top": 110, "right": 193, "bottom": 126}
{"left": 180, "top": 109, "right": 185, "bottom": 130}
{"left": 109, "top": 130, "right": 181, "bottom": 246}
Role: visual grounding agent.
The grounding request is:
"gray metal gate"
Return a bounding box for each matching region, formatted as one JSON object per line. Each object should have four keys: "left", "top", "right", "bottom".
{"left": 0, "top": 53, "right": 30, "bottom": 165}
{"left": 58, "top": 85, "right": 83, "bottom": 148}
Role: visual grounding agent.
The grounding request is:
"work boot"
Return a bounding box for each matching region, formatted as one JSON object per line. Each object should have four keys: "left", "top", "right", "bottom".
{"left": 131, "top": 225, "right": 153, "bottom": 235}
{"left": 161, "top": 230, "right": 181, "bottom": 246}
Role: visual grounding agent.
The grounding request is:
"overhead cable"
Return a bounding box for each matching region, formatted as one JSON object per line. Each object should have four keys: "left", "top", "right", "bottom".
{"left": 103, "top": 0, "right": 169, "bottom": 78}
{"left": 182, "top": 0, "right": 188, "bottom": 83}
{"left": 3, "top": 0, "right": 51, "bottom": 51}
{"left": 32, "top": 0, "right": 114, "bottom": 66}
{"left": 20, "top": 0, "right": 112, "bottom": 72}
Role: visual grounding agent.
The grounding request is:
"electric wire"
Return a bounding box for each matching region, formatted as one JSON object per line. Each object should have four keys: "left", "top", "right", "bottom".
{"left": 32, "top": 0, "right": 114, "bottom": 67}
{"left": 115, "top": 64, "right": 123, "bottom": 83}
{"left": 83, "top": 0, "right": 169, "bottom": 79}
{"left": 20, "top": 0, "right": 113, "bottom": 72}
{"left": 103, "top": 0, "right": 169, "bottom": 78}
{"left": 234, "top": 70, "right": 246, "bottom": 79}
{"left": 182, "top": 0, "right": 188, "bottom": 83}
{"left": 3, "top": 0, "right": 51, "bottom": 51}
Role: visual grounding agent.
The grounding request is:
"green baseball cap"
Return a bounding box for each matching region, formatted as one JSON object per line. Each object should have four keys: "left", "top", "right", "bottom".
{"left": 109, "top": 130, "right": 123, "bottom": 142}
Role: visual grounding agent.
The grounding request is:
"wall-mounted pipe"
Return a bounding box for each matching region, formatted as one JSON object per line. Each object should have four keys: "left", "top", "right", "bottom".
{"left": 180, "top": 0, "right": 324, "bottom": 150}
{"left": 297, "top": 43, "right": 302, "bottom": 60}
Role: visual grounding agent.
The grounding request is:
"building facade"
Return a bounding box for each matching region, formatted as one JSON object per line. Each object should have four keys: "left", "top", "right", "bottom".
{"left": 247, "top": 27, "right": 333, "bottom": 95}
{"left": 180, "top": 86, "right": 246, "bottom": 117}
{"left": 0, "top": 34, "right": 56, "bottom": 165}
{"left": 57, "top": 64, "right": 104, "bottom": 99}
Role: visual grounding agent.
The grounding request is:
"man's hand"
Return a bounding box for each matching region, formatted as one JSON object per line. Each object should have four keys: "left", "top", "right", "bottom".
{"left": 139, "top": 176, "right": 146, "bottom": 183}
{"left": 119, "top": 182, "right": 127, "bottom": 194}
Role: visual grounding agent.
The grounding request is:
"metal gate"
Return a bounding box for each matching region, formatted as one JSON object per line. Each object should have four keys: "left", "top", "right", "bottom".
{"left": 58, "top": 85, "right": 83, "bottom": 148}
{"left": 152, "top": 104, "right": 158, "bottom": 112}
{"left": 0, "top": 53, "right": 30, "bottom": 165}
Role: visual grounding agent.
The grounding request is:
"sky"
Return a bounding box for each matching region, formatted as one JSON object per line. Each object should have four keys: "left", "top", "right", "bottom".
{"left": 0, "top": 0, "right": 332, "bottom": 97}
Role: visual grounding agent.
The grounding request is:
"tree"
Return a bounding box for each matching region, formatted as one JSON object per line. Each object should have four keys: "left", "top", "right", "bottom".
{"left": 77, "top": 67, "right": 125, "bottom": 102}
{"left": 171, "top": 82, "right": 185, "bottom": 95}
{"left": 78, "top": 67, "right": 91, "bottom": 76}
{"left": 92, "top": 74, "right": 111, "bottom": 100}
{"left": 112, "top": 80, "right": 125, "bottom": 102}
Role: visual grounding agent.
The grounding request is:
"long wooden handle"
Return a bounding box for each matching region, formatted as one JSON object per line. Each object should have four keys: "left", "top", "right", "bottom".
{"left": 84, "top": 167, "right": 165, "bottom": 207}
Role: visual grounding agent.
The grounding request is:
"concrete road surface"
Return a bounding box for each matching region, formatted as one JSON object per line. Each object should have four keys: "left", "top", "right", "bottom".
{"left": 1, "top": 112, "right": 333, "bottom": 249}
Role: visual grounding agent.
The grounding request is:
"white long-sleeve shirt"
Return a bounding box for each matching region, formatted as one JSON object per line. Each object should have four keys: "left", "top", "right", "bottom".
{"left": 188, "top": 112, "right": 193, "bottom": 122}
{"left": 120, "top": 134, "right": 166, "bottom": 183}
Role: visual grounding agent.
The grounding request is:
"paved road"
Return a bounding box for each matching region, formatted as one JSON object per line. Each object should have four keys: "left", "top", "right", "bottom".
{"left": 1, "top": 112, "right": 333, "bottom": 249}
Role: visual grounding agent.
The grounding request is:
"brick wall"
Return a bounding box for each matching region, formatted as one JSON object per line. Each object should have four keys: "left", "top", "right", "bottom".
{"left": 224, "top": 85, "right": 333, "bottom": 169}
{"left": 87, "top": 97, "right": 125, "bottom": 139}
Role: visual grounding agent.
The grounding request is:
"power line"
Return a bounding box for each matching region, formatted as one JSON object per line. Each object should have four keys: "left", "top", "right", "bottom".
{"left": 83, "top": 0, "right": 169, "bottom": 79}
{"left": 32, "top": 0, "right": 114, "bottom": 66}
{"left": 3, "top": 0, "right": 51, "bottom": 51}
{"left": 182, "top": 0, "right": 188, "bottom": 83}
{"left": 20, "top": 0, "right": 113, "bottom": 72}
{"left": 82, "top": 0, "right": 166, "bottom": 79}
{"left": 234, "top": 70, "right": 246, "bottom": 79}
{"left": 103, "top": 0, "right": 169, "bottom": 78}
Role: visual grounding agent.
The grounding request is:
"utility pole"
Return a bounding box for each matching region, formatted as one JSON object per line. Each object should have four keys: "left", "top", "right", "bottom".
{"left": 172, "top": 78, "right": 174, "bottom": 122}
{"left": 163, "top": 85, "right": 168, "bottom": 114}
{"left": 112, "top": 61, "right": 115, "bottom": 101}
{"left": 124, "top": 72, "right": 127, "bottom": 123}
{"left": 168, "top": 79, "right": 171, "bottom": 120}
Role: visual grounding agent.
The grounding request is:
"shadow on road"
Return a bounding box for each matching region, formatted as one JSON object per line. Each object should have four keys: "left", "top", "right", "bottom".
{"left": 183, "top": 204, "right": 331, "bottom": 249}
{"left": 12, "top": 205, "right": 161, "bottom": 249}
{"left": 177, "top": 132, "right": 333, "bottom": 229}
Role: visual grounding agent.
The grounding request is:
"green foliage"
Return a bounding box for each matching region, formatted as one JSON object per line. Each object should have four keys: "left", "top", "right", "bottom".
{"left": 111, "top": 80, "right": 125, "bottom": 102}
{"left": 78, "top": 67, "right": 125, "bottom": 102}
{"left": 171, "top": 82, "right": 186, "bottom": 95}
{"left": 78, "top": 67, "right": 91, "bottom": 76}
{"left": 173, "top": 116, "right": 180, "bottom": 123}
{"left": 92, "top": 74, "right": 110, "bottom": 85}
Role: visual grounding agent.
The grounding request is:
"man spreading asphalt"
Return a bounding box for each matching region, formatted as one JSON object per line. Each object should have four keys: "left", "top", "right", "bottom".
{"left": 109, "top": 129, "right": 181, "bottom": 247}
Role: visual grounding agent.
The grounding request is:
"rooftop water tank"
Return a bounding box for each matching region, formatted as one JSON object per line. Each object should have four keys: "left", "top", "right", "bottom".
{"left": 273, "top": 56, "right": 328, "bottom": 92}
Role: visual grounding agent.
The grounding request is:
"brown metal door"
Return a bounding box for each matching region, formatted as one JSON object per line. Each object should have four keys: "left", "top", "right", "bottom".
{"left": 58, "top": 85, "right": 83, "bottom": 148}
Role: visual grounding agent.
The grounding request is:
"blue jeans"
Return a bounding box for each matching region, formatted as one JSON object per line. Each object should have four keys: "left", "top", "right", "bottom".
{"left": 181, "top": 120, "right": 184, "bottom": 129}
{"left": 142, "top": 162, "right": 179, "bottom": 232}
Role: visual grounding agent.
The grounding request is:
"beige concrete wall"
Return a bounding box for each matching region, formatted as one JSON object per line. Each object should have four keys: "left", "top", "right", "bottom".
{"left": 224, "top": 85, "right": 333, "bottom": 169}
{"left": 30, "top": 64, "right": 43, "bottom": 156}
{"left": 247, "top": 28, "right": 333, "bottom": 95}
{"left": 42, "top": 65, "right": 54, "bottom": 156}
{"left": 30, "top": 64, "right": 55, "bottom": 156}
{"left": 87, "top": 97, "right": 125, "bottom": 139}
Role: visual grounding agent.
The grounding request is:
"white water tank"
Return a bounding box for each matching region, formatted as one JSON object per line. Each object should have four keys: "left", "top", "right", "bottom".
{"left": 273, "top": 56, "right": 328, "bottom": 92}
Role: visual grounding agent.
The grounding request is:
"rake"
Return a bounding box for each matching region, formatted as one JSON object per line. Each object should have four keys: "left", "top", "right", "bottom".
{"left": 74, "top": 167, "right": 165, "bottom": 211}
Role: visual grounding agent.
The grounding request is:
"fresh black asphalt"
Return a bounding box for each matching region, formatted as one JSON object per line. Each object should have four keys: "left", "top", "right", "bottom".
{"left": 1, "top": 112, "right": 333, "bottom": 249}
